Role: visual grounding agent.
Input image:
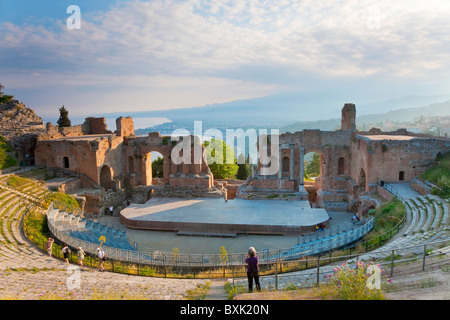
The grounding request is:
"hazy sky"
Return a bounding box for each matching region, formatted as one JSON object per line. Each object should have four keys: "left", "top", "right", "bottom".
{"left": 1, "top": 0, "right": 450, "bottom": 121}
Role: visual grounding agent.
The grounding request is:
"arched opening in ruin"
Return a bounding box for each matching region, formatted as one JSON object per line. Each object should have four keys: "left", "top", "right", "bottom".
{"left": 304, "top": 152, "right": 322, "bottom": 204}
{"left": 151, "top": 151, "right": 164, "bottom": 184}
{"left": 134, "top": 146, "right": 171, "bottom": 187}
{"left": 100, "top": 164, "right": 113, "bottom": 190}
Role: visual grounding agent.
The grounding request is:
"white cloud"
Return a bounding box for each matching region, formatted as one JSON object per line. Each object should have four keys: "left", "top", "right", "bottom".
{"left": 1, "top": 0, "right": 449, "bottom": 114}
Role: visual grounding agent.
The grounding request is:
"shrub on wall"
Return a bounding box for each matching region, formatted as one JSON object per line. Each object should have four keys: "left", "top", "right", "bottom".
{"left": 42, "top": 192, "right": 79, "bottom": 210}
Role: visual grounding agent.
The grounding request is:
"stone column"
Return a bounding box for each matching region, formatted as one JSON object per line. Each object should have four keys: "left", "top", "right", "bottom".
{"left": 299, "top": 146, "right": 305, "bottom": 186}
{"left": 289, "top": 144, "right": 294, "bottom": 180}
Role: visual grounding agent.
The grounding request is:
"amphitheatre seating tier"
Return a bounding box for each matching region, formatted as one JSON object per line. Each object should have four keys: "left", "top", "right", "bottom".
{"left": 1, "top": 170, "right": 449, "bottom": 297}
{"left": 233, "top": 195, "right": 450, "bottom": 290}
{"left": 47, "top": 205, "right": 136, "bottom": 251}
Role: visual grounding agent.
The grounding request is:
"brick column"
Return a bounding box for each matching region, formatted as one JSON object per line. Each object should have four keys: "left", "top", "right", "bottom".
{"left": 278, "top": 145, "right": 282, "bottom": 180}
{"left": 290, "top": 144, "right": 294, "bottom": 180}
{"left": 299, "top": 146, "right": 305, "bottom": 187}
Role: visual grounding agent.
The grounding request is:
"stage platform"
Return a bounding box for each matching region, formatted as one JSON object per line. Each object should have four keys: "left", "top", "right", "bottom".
{"left": 120, "top": 197, "right": 329, "bottom": 236}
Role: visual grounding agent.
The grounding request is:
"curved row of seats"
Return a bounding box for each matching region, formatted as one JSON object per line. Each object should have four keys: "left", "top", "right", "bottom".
{"left": 270, "top": 218, "right": 373, "bottom": 261}
{"left": 0, "top": 175, "right": 206, "bottom": 300}
{"left": 0, "top": 181, "right": 65, "bottom": 271}
{"left": 234, "top": 195, "right": 450, "bottom": 290}
{"left": 360, "top": 195, "right": 449, "bottom": 260}
{"left": 299, "top": 220, "right": 355, "bottom": 244}
{"left": 403, "top": 196, "right": 449, "bottom": 237}
{"left": 47, "top": 206, "right": 136, "bottom": 251}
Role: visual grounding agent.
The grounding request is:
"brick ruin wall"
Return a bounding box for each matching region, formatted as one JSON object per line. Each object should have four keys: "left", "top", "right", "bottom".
{"left": 33, "top": 106, "right": 450, "bottom": 216}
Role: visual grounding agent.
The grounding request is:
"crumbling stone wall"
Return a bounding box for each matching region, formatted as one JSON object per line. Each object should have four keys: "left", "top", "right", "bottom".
{"left": 35, "top": 119, "right": 215, "bottom": 192}
{"left": 33, "top": 105, "right": 449, "bottom": 215}
{"left": 116, "top": 116, "right": 134, "bottom": 137}
{"left": 246, "top": 103, "right": 449, "bottom": 212}
{"left": 83, "top": 117, "right": 111, "bottom": 135}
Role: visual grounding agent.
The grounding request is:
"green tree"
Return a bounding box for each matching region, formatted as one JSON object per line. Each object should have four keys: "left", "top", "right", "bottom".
{"left": 170, "top": 247, "right": 180, "bottom": 264}
{"left": 236, "top": 153, "right": 250, "bottom": 180}
{"left": 152, "top": 156, "right": 164, "bottom": 178}
{"left": 203, "top": 139, "right": 238, "bottom": 179}
{"left": 305, "top": 153, "right": 320, "bottom": 178}
{"left": 0, "top": 135, "right": 18, "bottom": 169}
{"left": 219, "top": 246, "right": 228, "bottom": 265}
{"left": 0, "top": 84, "right": 14, "bottom": 103}
{"left": 57, "top": 105, "right": 71, "bottom": 128}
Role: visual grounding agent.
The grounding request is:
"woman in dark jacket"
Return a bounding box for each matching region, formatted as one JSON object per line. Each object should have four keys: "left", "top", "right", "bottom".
{"left": 245, "top": 246, "right": 261, "bottom": 292}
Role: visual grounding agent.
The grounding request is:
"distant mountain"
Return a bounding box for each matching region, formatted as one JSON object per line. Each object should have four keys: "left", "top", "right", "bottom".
{"left": 282, "top": 100, "right": 450, "bottom": 133}
{"left": 95, "top": 91, "right": 450, "bottom": 134}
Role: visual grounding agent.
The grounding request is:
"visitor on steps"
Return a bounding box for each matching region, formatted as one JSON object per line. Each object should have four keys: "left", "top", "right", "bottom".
{"left": 245, "top": 247, "right": 261, "bottom": 292}
{"left": 45, "top": 237, "right": 54, "bottom": 257}
{"left": 61, "top": 244, "right": 70, "bottom": 264}
{"left": 97, "top": 247, "right": 106, "bottom": 272}
{"left": 77, "top": 247, "right": 86, "bottom": 267}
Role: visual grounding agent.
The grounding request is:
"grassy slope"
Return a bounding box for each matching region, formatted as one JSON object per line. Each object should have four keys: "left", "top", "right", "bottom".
{"left": 422, "top": 152, "right": 450, "bottom": 199}
{"left": 0, "top": 136, "right": 18, "bottom": 169}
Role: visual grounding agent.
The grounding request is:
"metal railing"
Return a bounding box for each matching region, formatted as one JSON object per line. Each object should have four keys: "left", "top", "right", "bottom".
{"left": 380, "top": 181, "right": 400, "bottom": 198}
{"left": 47, "top": 201, "right": 375, "bottom": 267}
{"left": 235, "top": 238, "right": 450, "bottom": 290}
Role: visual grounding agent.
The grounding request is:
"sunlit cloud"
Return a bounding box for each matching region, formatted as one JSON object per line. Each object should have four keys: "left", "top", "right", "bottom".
{"left": 0, "top": 0, "right": 449, "bottom": 117}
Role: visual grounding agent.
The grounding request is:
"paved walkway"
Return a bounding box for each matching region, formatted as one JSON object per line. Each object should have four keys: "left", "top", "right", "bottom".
{"left": 386, "top": 182, "right": 421, "bottom": 200}
{"left": 204, "top": 280, "right": 229, "bottom": 300}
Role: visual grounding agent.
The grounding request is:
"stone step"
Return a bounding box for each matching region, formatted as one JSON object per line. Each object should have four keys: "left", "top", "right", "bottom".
{"left": 430, "top": 201, "right": 443, "bottom": 230}
{"left": 420, "top": 203, "right": 435, "bottom": 232}
{"left": 412, "top": 206, "right": 426, "bottom": 234}
{"left": 442, "top": 202, "right": 449, "bottom": 225}
{"left": 323, "top": 201, "right": 348, "bottom": 211}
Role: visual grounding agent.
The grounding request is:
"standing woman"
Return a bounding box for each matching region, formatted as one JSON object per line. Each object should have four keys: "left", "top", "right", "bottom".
{"left": 245, "top": 246, "right": 261, "bottom": 292}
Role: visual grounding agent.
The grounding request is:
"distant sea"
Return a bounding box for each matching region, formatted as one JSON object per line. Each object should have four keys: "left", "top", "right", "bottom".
{"left": 105, "top": 117, "right": 171, "bottom": 133}
{"left": 43, "top": 116, "right": 171, "bottom": 133}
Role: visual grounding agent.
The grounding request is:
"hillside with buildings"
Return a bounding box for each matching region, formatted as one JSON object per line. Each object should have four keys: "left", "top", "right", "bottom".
{"left": 282, "top": 100, "right": 450, "bottom": 137}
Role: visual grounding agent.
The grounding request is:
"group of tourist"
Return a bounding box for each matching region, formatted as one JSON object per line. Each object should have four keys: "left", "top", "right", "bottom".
{"left": 315, "top": 222, "right": 327, "bottom": 231}
{"left": 45, "top": 237, "right": 106, "bottom": 271}
{"left": 46, "top": 237, "right": 262, "bottom": 291}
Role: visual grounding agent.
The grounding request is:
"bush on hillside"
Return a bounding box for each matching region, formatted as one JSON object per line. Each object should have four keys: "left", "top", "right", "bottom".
{"left": 42, "top": 192, "right": 79, "bottom": 210}
{"left": 22, "top": 209, "right": 49, "bottom": 245}
{"left": 0, "top": 136, "right": 18, "bottom": 169}
{"left": 422, "top": 152, "right": 450, "bottom": 199}
{"left": 0, "top": 95, "right": 14, "bottom": 104}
